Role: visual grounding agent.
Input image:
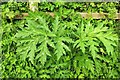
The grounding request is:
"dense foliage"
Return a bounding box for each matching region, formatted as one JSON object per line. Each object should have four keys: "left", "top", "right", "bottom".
{"left": 1, "top": 2, "right": 120, "bottom": 78}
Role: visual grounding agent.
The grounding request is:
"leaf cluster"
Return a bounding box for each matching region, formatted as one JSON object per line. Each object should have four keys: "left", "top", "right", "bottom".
{"left": 1, "top": 2, "right": 120, "bottom": 78}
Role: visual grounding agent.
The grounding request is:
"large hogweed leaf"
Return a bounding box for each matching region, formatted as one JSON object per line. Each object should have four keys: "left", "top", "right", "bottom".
{"left": 14, "top": 13, "right": 55, "bottom": 65}
{"left": 73, "top": 20, "right": 118, "bottom": 60}
{"left": 14, "top": 13, "right": 73, "bottom": 65}
{"left": 73, "top": 53, "right": 95, "bottom": 76}
{"left": 52, "top": 16, "right": 73, "bottom": 60}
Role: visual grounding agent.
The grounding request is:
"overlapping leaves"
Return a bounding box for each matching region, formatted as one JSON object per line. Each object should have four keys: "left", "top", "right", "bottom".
{"left": 73, "top": 20, "right": 118, "bottom": 60}
{"left": 14, "top": 12, "right": 73, "bottom": 65}
{"left": 1, "top": 2, "right": 120, "bottom": 78}
{"left": 72, "top": 20, "right": 118, "bottom": 78}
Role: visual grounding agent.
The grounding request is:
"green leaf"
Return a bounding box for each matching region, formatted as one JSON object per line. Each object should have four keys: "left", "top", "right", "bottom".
{"left": 78, "top": 74, "right": 84, "bottom": 78}
{"left": 55, "top": 42, "right": 64, "bottom": 60}
{"left": 47, "top": 40, "right": 55, "bottom": 48}
{"left": 62, "top": 42, "right": 71, "bottom": 51}
{"left": 98, "top": 37, "right": 114, "bottom": 55}
{"left": 60, "top": 37, "right": 73, "bottom": 43}
{"left": 85, "top": 59, "right": 94, "bottom": 74}
{"left": 15, "top": 29, "right": 32, "bottom": 38}
{"left": 40, "top": 53, "right": 46, "bottom": 66}
{"left": 89, "top": 39, "right": 99, "bottom": 59}
{"left": 28, "top": 42, "right": 36, "bottom": 64}
{"left": 47, "top": 32, "right": 56, "bottom": 37}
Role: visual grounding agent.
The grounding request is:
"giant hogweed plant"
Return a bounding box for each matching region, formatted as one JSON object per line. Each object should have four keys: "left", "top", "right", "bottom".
{"left": 73, "top": 19, "right": 118, "bottom": 60}
{"left": 14, "top": 12, "right": 73, "bottom": 66}
{"left": 2, "top": 11, "right": 119, "bottom": 78}
{"left": 72, "top": 19, "right": 119, "bottom": 78}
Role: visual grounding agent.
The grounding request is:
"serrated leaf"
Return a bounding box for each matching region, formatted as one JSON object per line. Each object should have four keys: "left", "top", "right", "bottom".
{"left": 52, "top": 16, "right": 59, "bottom": 33}
{"left": 56, "top": 49, "right": 63, "bottom": 61}
{"left": 36, "top": 52, "right": 42, "bottom": 60}
{"left": 55, "top": 42, "right": 64, "bottom": 60}
{"left": 20, "top": 51, "right": 28, "bottom": 61}
{"left": 89, "top": 40, "right": 99, "bottom": 59}
{"left": 28, "top": 49, "right": 34, "bottom": 64}
{"left": 104, "top": 33, "right": 118, "bottom": 41}
{"left": 73, "top": 40, "right": 80, "bottom": 48}
{"left": 47, "top": 40, "right": 55, "bottom": 48}
{"left": 98, "top": 37, "right": 114, "bottom": 55}
{"left": 15, "top": 30, "right": 32, "bottom": 38}
{"left": 85, "top": 21, "right": 91, "bottom": 33}
{"left": 62, "top": 42, "right": 70, "bottom": 51}
{"left": 60, "top": 37, "right": 73, "bottom": 43}
{"left": 85, "top": 59, "right": 94, "bottom": 74}
{"left": 74, "top": 39, "right": 86, "bottom": 53}
{"left": 79, "top": 42, "right": 86, "bottom": 53}
{"left": 96, "top": 54, "right": 110, "bottom": 63}
{"left": 16, "top": 44, "right": 28, "bottom": 53}
{"left": 47, "top": 32, "right": 56, "bottom": 37}
{"left": 27, "top": 20, "right": 39, "bottom": 29}
{"left": 80, "top": 20, "right": 84, "bottom": 33}
{"left": 28, "top": 42, "right": 36, "bottom": 64}
{"left": 40, "top": 53, "right": 46, "bottom": 66}
{"left": 94, "top": 27, "right": 107, "bottom": 33}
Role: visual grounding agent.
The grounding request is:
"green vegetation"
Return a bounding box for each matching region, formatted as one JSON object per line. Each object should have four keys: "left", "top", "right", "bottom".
{"left": 1, "top": 2, "right": 120, "bottom": 78}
